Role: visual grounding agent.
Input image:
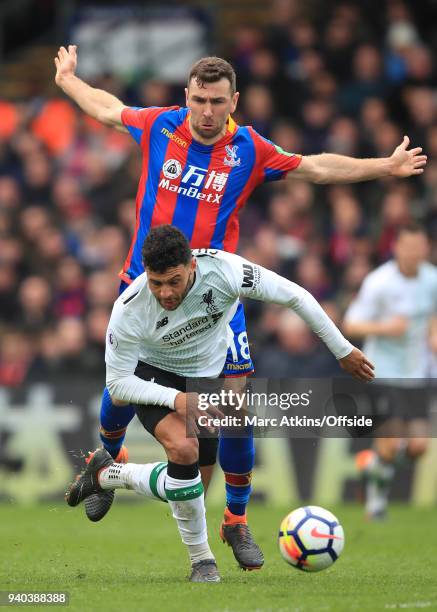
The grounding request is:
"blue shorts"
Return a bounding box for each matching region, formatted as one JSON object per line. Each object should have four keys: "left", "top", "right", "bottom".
{"left": 119, "top": 282, "right": 254, "bottom": 378}
{"left": 222, "top": 302, "right": 254, "bottom": 378}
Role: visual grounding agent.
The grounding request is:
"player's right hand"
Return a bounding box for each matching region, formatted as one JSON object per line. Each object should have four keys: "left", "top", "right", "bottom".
{"left": 174, "top": 392, "right": 224, "bottom": 435}
{"left": 54, "top": 45, "right": 78, "bottom": 85}
{"left": 339, "top": 347, "right": 375, "bottom": 382}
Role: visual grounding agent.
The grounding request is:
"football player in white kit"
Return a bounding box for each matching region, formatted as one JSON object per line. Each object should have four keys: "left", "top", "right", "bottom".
{"left": 67, "top": 225, "right": 374, "bottom": 582}
{"left": 344, "top": 224, "right": 437, "bottom": 519}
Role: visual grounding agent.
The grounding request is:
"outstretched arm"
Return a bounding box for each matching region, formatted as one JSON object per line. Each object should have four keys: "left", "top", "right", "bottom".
{"left": 343, "top": 275, "right": 409, "bottom": 339}
{"left": 338, "top": 347, "right": 375, "bottom": 381}
{"left": 54, "top": 45, "right": 127, "bottom": 130}
{"left": 290, "top": 136, "right": 427, "bottom": 184}
{"left": 224, "top": 253, "right": 375, "bottom": 381}
{"left": 343, "top": 316, "right": 408, "bottom": 339}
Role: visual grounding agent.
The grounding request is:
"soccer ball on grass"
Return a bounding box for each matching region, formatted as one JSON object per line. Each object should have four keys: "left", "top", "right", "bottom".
{"left": 278, "top": 505, "right": 344, "bottom": 572}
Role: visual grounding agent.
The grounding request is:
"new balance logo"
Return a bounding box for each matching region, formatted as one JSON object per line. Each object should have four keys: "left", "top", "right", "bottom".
{"left": 242, "top": 264, "right": 254, "bottom": 288}
{"left": 156, "top": 317, "right": 168, "bottom": 330}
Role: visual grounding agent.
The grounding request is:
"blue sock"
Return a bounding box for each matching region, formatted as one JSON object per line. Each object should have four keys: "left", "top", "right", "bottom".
{"left": 219, "top": 431, "right": 255, "bottom": 516}
{"left": 99, "top": 388, "right": 135, "bottom": 459}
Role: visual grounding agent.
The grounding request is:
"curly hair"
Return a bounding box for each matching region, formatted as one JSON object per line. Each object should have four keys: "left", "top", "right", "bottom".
{"left": 141, "top": 225, "right": 192, "bottom": 273}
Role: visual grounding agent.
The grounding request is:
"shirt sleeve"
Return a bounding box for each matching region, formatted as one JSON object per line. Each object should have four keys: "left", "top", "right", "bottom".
{"left": 121, "top": 106, "right": 179, "bottom": 146}
{"left": 105, "top": 300, "right": 179, "bottom": 408}
{"left": 344, "top": 275, "right": 382, "bottom": 323}
{"left": 250, "top": 128, "right": 302, "bottom": 183}
{"left": 224, "top": 253, "right": 353, "bottom": 359}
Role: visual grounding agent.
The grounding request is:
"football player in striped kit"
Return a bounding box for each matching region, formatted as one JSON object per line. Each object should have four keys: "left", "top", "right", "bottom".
{"left": 55, "top": 45, "right": 426, "bottom": 566}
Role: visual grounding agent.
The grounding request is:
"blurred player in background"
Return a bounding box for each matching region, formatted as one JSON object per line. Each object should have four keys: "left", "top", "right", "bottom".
{"left": 67, "top": 224, "right": 374, "bottom": 580}
{"left": 54, "top": 44, "right": 426, "bottom": 563}
{"left": 344, "top": 224, "right": 437, "bottom": 520}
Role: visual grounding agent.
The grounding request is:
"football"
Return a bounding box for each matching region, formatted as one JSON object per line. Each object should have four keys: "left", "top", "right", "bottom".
{"left": 278, "top": 506, "right": 345, "bottom": 571}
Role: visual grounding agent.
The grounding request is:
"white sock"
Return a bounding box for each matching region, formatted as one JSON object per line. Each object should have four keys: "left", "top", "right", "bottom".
{"left": 98, "top": 463, "right": 214, "bottom": 564}
{"left": 98, "top": 462, "right": 167, "bottom": 501}
{"left": 165, "top": 473, "right": 214, "bottom": 565}
{"left": 365, "top": 454, "right": 395, "bottom": 515}
{"left": 188, "top": 542, "right": 216, "bottom": 566}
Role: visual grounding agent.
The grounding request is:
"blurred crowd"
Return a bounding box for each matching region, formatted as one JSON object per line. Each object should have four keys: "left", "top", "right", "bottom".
{"left": 0, "top": 0, "right": 436, "bottom": 386}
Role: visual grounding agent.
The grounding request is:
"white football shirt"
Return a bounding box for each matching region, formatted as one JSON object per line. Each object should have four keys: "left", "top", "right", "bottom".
{"left": 345, "top": 260, "right": 437, "bottom": 379}
{"left": 106, "top": 249, "right": 354, "bottom": 408}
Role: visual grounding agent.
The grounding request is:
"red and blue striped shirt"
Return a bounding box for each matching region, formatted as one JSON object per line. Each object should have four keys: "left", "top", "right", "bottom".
{"left": 119, "top": 105, "right": 301, "bottom": 283}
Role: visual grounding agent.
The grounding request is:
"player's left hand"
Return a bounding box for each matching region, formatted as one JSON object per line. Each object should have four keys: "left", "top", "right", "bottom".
{"left": 176, "top": 392, "right": 224, "bottom": 435}
{"left": 339, "top": 347, "right": 375, "bottom": 382}
{"left": 389, "top": 136, "right": 427, "bottom": 177}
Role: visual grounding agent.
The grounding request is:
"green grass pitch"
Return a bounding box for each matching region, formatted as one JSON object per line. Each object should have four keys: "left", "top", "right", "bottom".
{"left": 1, "top": 502, "right": 436, "bottom": 611}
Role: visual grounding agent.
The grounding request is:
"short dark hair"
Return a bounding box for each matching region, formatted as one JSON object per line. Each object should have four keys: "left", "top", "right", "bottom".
{"left": 142, "top": 225, "right": 192, "bottom": 273}
{"left": 188, "top": 56, "right": 236, "bottom": 94}
{"left": 395, "top": 222, "right": 428, "bottom": 240}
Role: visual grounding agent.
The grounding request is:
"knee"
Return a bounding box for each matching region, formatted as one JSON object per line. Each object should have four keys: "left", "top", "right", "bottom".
{"left": 406, "top": 438, "right": 428, "bottom": 459}
{"left": 199, "top": 465, "right": 215, "bottom": 494}
{"left": 165, "top": 437, "right": 199, "bottom": 465}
